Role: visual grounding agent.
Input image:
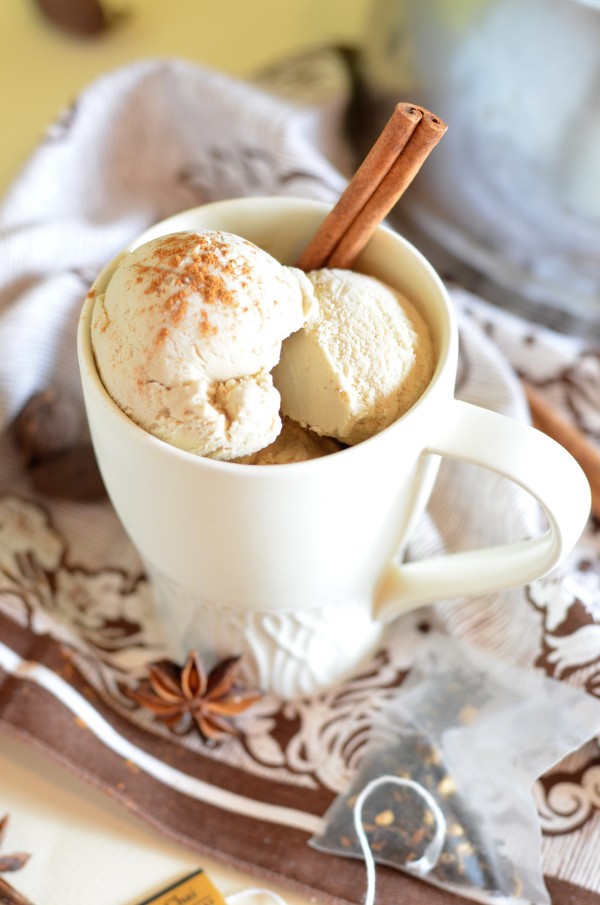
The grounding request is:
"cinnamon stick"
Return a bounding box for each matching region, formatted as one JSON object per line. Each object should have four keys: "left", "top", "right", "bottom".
{"left": 0, "top": 876, "right": 36, "bottom": 905}
{"left": 522, "top": 380, "right": 599, "bottom": 520}
{"left": 297, "top": 104, "right": 447, "bottom": 272}
{"left": 327, "top": 109, "right": 447, "bottom": 269}
{"left": 297, "top": 103, "right": 424, "bottom": 271}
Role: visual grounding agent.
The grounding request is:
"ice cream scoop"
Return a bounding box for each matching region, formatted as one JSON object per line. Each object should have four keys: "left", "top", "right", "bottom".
{"left": 233, "top": 417, "right": 343, "bottom": 465}
{"left": 272, "top": 268, "right": 435, "bottom": 444}
{"left": 91, "top": 229, "right": 314, "bottom": 460}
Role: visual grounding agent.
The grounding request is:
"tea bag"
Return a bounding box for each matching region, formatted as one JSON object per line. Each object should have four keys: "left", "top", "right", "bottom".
{"left": 311, "top": 632, "right": 600, "bottom": 905}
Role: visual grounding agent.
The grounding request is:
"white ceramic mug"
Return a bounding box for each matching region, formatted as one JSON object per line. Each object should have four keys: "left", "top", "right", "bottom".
{"left": 77, "top": 197, "right": 591, "bottom": 698}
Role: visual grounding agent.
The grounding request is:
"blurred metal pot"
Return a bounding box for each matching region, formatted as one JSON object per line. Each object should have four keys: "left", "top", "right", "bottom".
{"left": 353, "top": 0, "right": 600, "bottom": 333}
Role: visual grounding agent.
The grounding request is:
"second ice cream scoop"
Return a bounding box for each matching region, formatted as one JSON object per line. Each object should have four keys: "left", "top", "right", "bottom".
{"left": 273, "top": 268, "right": 435, "bottom": 445}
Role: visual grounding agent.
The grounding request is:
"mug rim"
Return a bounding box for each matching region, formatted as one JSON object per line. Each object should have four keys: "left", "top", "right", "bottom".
{"left": 77, "top": 195, "right": 457, "bottom": 473}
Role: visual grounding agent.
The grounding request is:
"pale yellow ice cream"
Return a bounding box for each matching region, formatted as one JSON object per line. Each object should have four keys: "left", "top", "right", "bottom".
{"left": 234, "top": 417, "right": 343, "bottom": 465}
{"left": 91, "top": 230, "right": 314, "bottom": 460}
{"left": 91, "top": 230, "right": 434, "bottom": 464}
{"left": 272, "top": 269, "right": 435, "bottom": 445}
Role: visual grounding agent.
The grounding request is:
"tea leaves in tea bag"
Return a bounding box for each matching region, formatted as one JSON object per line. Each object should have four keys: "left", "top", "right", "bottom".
{"left": 311, "top": 632, "right": 600, "bottom": 904}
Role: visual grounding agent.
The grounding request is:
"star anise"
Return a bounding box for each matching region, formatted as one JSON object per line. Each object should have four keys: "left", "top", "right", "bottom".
{"left": 127, "top": 651, "right": 262, "bottom": 742}
{"left": 0, "top": 815, "right": 35, "bottom": 905}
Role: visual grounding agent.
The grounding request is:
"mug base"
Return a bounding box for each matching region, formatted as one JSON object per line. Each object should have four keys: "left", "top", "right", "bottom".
{"left": 146, "top": 563, "right": 386, "bottom": 699}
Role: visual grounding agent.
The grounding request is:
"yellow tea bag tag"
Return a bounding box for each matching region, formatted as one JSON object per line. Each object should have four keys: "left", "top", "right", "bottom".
{"left": 138, "top": 868, "right": 227, "bottom": 905}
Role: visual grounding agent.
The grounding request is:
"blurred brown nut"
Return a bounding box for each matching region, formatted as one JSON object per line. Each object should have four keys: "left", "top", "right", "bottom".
{"left": 33, "top": 0, "right": 125, "bottom": 37}
{"left": 29, "top": 444, "right": 107, "bottom": 501}
{"left": 12, "top": 389, "right": 83, "bottom": 467}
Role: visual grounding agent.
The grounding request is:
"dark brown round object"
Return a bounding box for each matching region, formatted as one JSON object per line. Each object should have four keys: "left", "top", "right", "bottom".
{"left": 34, "top": 0, "right": 109, "bottom": 37}
{"left": 29, "top": 444, "right": 107, "bottom": 501}
{"left": 12, "top": 389, "right": 83, "bottom": 466}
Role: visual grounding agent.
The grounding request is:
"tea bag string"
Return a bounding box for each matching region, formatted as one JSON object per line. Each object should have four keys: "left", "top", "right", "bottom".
{"left": 353, "top": 776, "right": 447, "bottom": 905}
{"left": 225, "top": 777, "right": 445, "bottom": 905}
{"left": 227, "top": 890, "right": 288, "bottom": 905}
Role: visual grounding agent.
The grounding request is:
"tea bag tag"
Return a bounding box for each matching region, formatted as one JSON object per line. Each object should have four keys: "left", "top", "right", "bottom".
{"left": 353, "top": 775, "right": 447, "bottom": 905}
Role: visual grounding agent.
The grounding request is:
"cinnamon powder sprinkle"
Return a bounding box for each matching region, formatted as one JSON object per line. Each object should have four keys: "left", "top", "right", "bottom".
{"left": 199, "top": 309, "right": 219, "bottom": 338}
{"left": 131, "top": 232, "right": 252, "bottom": 343}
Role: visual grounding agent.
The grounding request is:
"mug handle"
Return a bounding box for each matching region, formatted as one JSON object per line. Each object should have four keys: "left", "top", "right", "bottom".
{"left": 374, "top": 398, "right": 591, "bottom": 620}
